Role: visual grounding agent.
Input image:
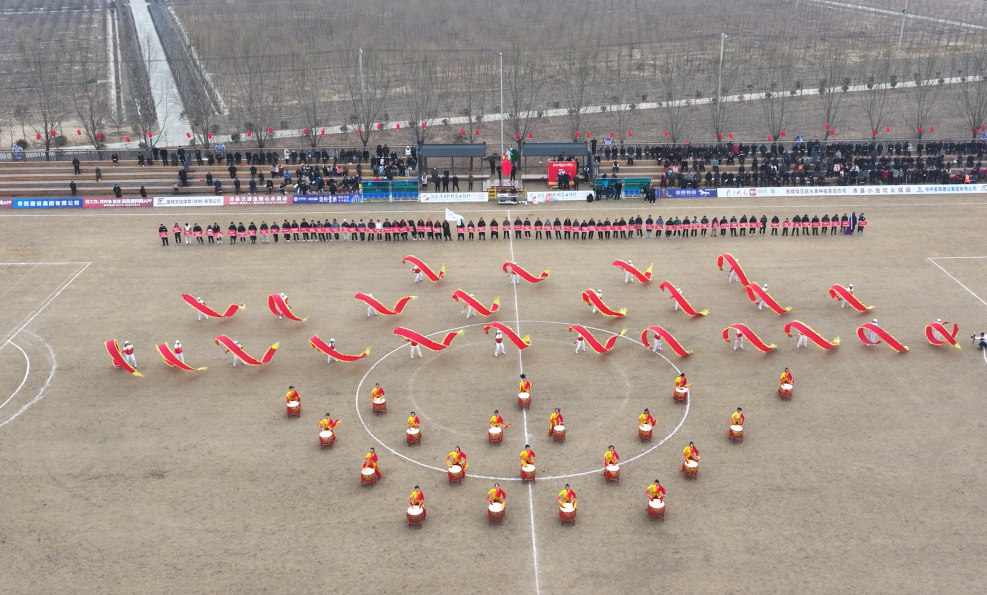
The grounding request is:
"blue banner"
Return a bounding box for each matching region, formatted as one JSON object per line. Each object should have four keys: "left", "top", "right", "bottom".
{"left": 13, "top": 198, "right": 83, "bottom": 209}
{"left": 291, "top": 193, "right": 362, "bottom": 204}
{"left": 663, "top": 189, "right": 717, "bottom": 198}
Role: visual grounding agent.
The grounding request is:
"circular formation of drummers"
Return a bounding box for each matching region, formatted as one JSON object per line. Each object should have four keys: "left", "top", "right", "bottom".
{"left": 156, "top": 211, "right": 868, "bottom": 246}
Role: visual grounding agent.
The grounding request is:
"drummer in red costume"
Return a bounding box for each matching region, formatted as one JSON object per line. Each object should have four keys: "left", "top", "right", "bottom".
{"left": 407, "top": 411, "right": 420, "bottom": 430}
{"left": 519, "top": 374, "right": 532, "bottom": 394}
{"left": 646, "top": 479, "right": 666, "bottom": 502}
{"left": 520, "top": 445, "right": 536, "bottom": 467}
{"left": 780, "top": 368, "right": 794, "bottom": 386}
{"left": 409, "top": 485, "right": 426, "bottom": 518}
{"left": 371, "top": 383, "right": 385, "bottom": 401}
{"left": 604, "top": 445, "right": 620, "bottom": 467}
{"left": 548, "top": 408, "right": 564, "bottom": 435}
{"left": 731, "top": 407, "right": 744, "bottom": 427}
{"left": 285, "top": 386, "right": 300, "bottom": 406}
{"left": 487, "top": 483, "right": 506, "bottom": 506}
{"left": 363, "top": 448, "right": 382, "bottom": 479}
{"left": 682, "top": 442, "right": 700, "bottom": 470}
{"left": 558, "top": 484, "right": 577, "bottom": 509}
{"left": 319, "top": 414, "right": 339, "bottom": 433}
{"left": 447, "top": 446, "right": 468, "bottom": 472}
{"left": 639, "top": 408, "right": 657, "bottom": 427}
{"left": 490, "top": 410, "right": 505, "bottom": 428}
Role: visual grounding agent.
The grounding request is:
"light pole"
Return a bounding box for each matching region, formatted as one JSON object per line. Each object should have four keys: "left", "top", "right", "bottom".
{"left": 897, "top": 0, "right": 909, "bottom": 56}
{"left": 718, "top": 33, "right": 727, "bottom": 134}
{"left": 499, "top": 51, "right": 504, "bottom": 184}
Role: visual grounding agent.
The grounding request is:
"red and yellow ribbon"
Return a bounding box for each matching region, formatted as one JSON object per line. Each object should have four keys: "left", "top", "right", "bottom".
{"left": 582, "top": 288, "right": 627, "bottom": 317}
{"left": 925, "top": 322, "right": 960, "bottom": 349}
{"left": 783, "top": 321, "right": 840, "bottom": 350}
{"left": 181, "top": 294, "right": 244, "bottom": 318}
{"left": 612, "top": 260, "right": 652, "bottom": 282}
{"left": 568, "top": 324, "right": 627, "bottom": 353}
{"left": 745, "top": 282, "right": 792, "bottom": 315}
{"left": 355, "top": 293, "right": 416, "bottom": 315}
{"left": 213, "top": 335, "right": 280, "bottom": 364}
{"left": 393, "top": 327, "right": 465, "bottom": 351}
{"left": 309, "top": 336, "right": 372, "bottom": 361}
{"left": 717, "top": 253, "right": 750, "bottom": 287}
{"left": 658, "top": 282, "right": 709, "bottom": 316}
{"left": 722, "top": 324, "right": 777, "bottom": 351}
{"left": 452, "top": 290, "right": 500, "bottom": 316}
{"left": 484, "top": 322, "right": 531, "bottom": 349}
{"left": 268, "top": 294, "right": 307, "bottom": 321}
{"left": 828, "top": 285, "right": 874, "bottom": 311}
{"left": 403, "top": 256, "right": 445, "bottom": 281}
{"left": 856, "top": 323, "right": 908, "bottom": 352}
{"left": 639, "top": 326, "right": 693, "bottom": 356}
{"left": 156, "top": 342, "right": 206, "bottom": 371}
{"left": 105, "top": 339, "right": 142, "bottom": 377}
{"left": 502, "top": 262, "right": 550, "bottom": 283}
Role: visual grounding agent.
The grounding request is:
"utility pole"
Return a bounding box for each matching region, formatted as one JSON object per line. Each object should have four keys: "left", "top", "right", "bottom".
{"left": 718, "top": 33, "right": 727, "bottom": 129}
{"left": 897, "top": 0, "right": 909, "bottom": 56}
{"left": 499, "top": 51, "right": 504, "bottom": 161}
{"left": 358, "top": 48, "right": 366, "bottom": 114}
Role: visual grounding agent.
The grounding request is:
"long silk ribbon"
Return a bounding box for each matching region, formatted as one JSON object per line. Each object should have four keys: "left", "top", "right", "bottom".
{"left": 452, "top": 290, "right": 500, "bottom": 316}
{"left": 393, "top": 327, "right": 465, "bottom": 351}
{"left": 181, "top": 294, "right": 244, "bottom": 318}
{"left": 213, "top": 335, "right": 280, "bottom": 364}
{"left": 856, "top": 323, "right": 909, "bottom": 352}
{"left": 105, "top": 339, "right": 143, "bottom": 376}
{"left": 309, "top": 336, "right": 372, "bottom": 361}
{"left": 783, "top": 321, "right": 840, "bottom": 350}
{"left": 658, "top": 281, "right": 709, "bottom": 316}
{"left": 484, "top": 322, "right": 531, "bottom": 349}
{"left": 925, "top": 322, "right": 960, "bottom": 348}
{"left": 745, "top": 282, "right": 792, "bottom": 315}
{"left": 356, "top": 293, "right": 416, "bottom": 315}
{"left": 612, "top": 260, "right": 652, "bottom": 282}
{"left": 403, "top": 256, "right": 445, "bottom": 281}
{"left": 268, "top": 294, "right": 307, "bottom": 321}
{"left": 503, "top": 262, "right": 550, "bottom": 283}
{"left": 156, "top": 342, "right": 206, "bottom": 370}
{"left": 717, "top": 253, "right": 750, "bottom": 287}
{"left": 568, "top": 324, "right": 626, "bottom": 353}
{"left": 722, "top": 324, "right": 777, "bottom": 351}
{"left": 828, "top": 285, "right": 874, "bottom": 311}
{"left": 582, "top": 289, "right": 627, "bottom": 317}
{"left": 639, "top": 326, "right": 693, "bottom": 355}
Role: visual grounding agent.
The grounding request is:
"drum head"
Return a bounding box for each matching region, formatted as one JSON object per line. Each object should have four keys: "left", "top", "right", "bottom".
{"left": 640, "top": 424, "right": 652, "bottom": 431}
{"left": 362, "top": 468, "right": 375, "bottom": 476}
{"left": 731, "top": 425, "right": 743, "bottom": 431}
{"left": 518, "top": 392, "right": 529, "bottom": 399}
{"left": 320, "top": 431, "right": 333, "bottom": 438}
{"left": 407, "top": 428, "right": 419, "bottom": 435}
{"left": 408, "top": 506, "right": 423, "bottom": 515}
{"left": 685, "top": 460, "right": 698, "bottom": 468}
{"left": 606, "top": 465, "right": 619, "bottom": 472}
{"left": 449, "top": 465, "right": 462, "bottom": 473}
{"left": 489, "top": 427, "right": 502, "bottom": 434}
{"left": 288, "top": 401, "right": 299, "bottom": 407}
{"left": 782, "top": 383, "right": 792, "bottom": 390}
{"left": 489, "top": 503, "right": 504, "bottom": 512}
{"left": 522, "top": 465, "right": 535, "bottom": 472}
{"left": 649, "top": 499, "right": 665, "bottom": 509}
{"left": 560, "top": 504, "right": 575, "bottom": 512}
{"left": 554, "top": 425, "right": 565, "bottom": 432}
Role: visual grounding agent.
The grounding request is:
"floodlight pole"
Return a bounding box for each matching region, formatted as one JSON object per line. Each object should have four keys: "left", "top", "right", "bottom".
{"left": 897, "top": 0, "right": 909, "bottom": 56}
{"left": 500, "top": 52, "right": 504, "bottom": 162}
{"left": 718, "top": 33, "right": 727, "bottom": 125}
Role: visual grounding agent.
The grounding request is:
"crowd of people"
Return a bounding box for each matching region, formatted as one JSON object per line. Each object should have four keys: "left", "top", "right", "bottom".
{"left": 156, "top": 212, "right": 867, "bottom": 245}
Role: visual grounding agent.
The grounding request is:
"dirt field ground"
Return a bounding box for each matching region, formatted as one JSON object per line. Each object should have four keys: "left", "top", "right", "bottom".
{"left": 1, "top": 194, "right": 986, "bottom": 594}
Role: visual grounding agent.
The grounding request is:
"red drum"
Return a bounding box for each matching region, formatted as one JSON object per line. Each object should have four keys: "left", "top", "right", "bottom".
{"left": 682, "top": 460, "right": 699, "bottom": 478}
{"left": 673, "top": 387, "right": 689, "bottom": 402}
{"left": 372, "top": 398, "right": 387, "bottom": 415}
{"left": 552, "top": 425, "right": 566, "bottom": 443}
{"left": 487, "top": 502, "right": 506, "bottom": 525}
{"left": 559, "top": 504, "right": 577, "bottom": 525}
{"left": 407, "top": 506, "right": 425, "bottom": 529}
{"left": 604, "top": 464, "right": 620, "bottom": 485}
{"left": 729, "top": 424, "right": 744, "bottom": 442}
{"left": 406, "top": 428, "right": 421, "bottom": 446}
{"left": 778, "top": 383, "right": 793, "bottom": 399}
{"left": 488, "top": 427, "right": 503, "bottom": 444}
{"left": 447, "top": 464, "right": 464, "bottom": 485}
{"left": 319, "top": 430, "right": 335, "bottom": 449}
{"left": 517, "top": 392, "right": 531, "bottom": 409}
{"left": 638, "top": 424, "right": 653, "bottom": 442}
{"left": 361, "top": 468, "right": 377, "bottom": 487}
{"left": 286, "top": 401, "right": 301, "bottom": 417}
{"left": 648, "top": 499, "right": 666, "bottom": 521}
{"left": 521, "top": 464, "right": 536, "bottom": 483}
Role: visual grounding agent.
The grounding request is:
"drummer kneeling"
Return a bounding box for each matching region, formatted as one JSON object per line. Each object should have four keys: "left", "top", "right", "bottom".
{"left": 409, "top": 485, "right": 426, "bottom": 519}
{"left": 487, "top": 483, "right": 507, "bottom": 522}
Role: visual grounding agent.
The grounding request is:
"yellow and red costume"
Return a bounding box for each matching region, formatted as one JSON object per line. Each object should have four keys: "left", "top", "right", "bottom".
{"left": 447, "top": 449, "right": 468, "bottom": 472}
{"left": 548, "top": 411, "right": 564, "bottom": 435}
{"left": 731, "top": 410, "right": 745, "bottom": 427}
{"left": 604, "top": 448, "right": 620, "bottom": 466}
{"left": 285, "top": 388, "right": 300, "bottom": 405}
{"left": 639, "top": 411, "right": 657, "bottom": 427}
{"left": 519, "top": 448, "right": 536, "bottom": 467}
{"left": 406, "top": 414, "right": 420, "bottom": 429}
{"left": 674, "top": 375, "right": 689, "bottom": 390}
{"left": 519, "top": 379, "right": 532, "bottom": 394}
{"left": 410, "top": 488, "right": 426, "bottom": 518}
{"left": 780, "top": 370, "right": 794, "bottom": 386}
{"left": 490, "top": 413, "right": 504, "bottom": 428}
{"left": 487, "top": 486, "right": 507, "bottom": 505}
{"left": 371, "top": 385, "right": 385, "bottom": 400}
{"left": 363, "top": 451, "right": 381, "bottom": 478}
{"left": 558, "top": 487, "right": 577, "bottom": 509}
{"left": 682, "top": 444, "right": 700, "bottom": 471}
{"left": 646, "top": 482, "right": 666, "bottom": 502}
{"left": 319, "top": 417, "right": 339, "bottom": 432}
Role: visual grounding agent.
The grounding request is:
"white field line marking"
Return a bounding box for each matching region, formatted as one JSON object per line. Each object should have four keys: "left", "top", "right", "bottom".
{"left": 927, "top": 258, "right": 987, "bottom": 308}
{"left": 0, "top": 342, "right": 30, "bottom": 411}
{"left": 0, "top": 262, "right": 92, "bottom": 352}
{"left": 0, "top": 262, "right": 91, "bottom": 265}
{"left": 0, "top": 331, "right": 57, "bottom": 430}
{"left": 507, "top": 209, "right": 541, "bottom": 595}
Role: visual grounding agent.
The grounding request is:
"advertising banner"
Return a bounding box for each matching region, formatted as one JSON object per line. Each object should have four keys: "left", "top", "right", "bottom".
{"left": 527, "top": 190, "right": 594, "bottom": 202}
{"left": 83, "top": 197, "right": 153, "bottom": 208}
{"left": 290, "top": 193, "right": 363, "bottom": 204}
{"left": 224, "top": 195, "right": 292, "bottom": 206}
{"left": 718, "top": 184, "right": 987, "bottom": 198}
{"left": 0, "top": 199, "right": 12, "bottom": 209}
{"left": 664, "top": 188, "right": 717, "bottom": 198}
{"left": 418, "top": 192, "right": 489, "bottom": 203}
{"left": 153, "top": 196, "right": 225, "bottom": 207}
{"left": 548, "top": 161, "right": 578, "bottom": 188}
{"left": 12, "top": 198, "right": 83, "bottom": 209}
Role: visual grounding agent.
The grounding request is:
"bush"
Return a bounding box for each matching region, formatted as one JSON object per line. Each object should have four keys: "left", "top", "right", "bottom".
{"left": 15, "top": 139, "right": 28, "bottom": 149}
{"left": 53, "top": 135, "right": 68, "bottom": 147}
{"left": 230, "top": 133, "right": 240, "bottom": 142}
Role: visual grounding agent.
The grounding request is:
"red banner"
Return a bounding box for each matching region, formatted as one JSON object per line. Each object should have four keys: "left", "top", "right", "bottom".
{"left": 568, "top": 324, "right": 626, "bottom": 353}
{"left": 83, "top": 197, "right": 153, "bottom": 208}
{"left": 268, "top": 294, "right": 307, "bottom": 321}
{"left": 105, "top": 339, "right": 143, "bottom": 376}
{"left": 582, "top": 289, "right": 627, "bottom": 316}
{"left": 156, "top": 342, "right": 206, "bottom": 370}
{"left": 503, "top": 262, "right": 550, "bottom": 283}
{"left": 309, "top": 336, "right": 372, "bottom": 361}
{"left": 181, "top": 294, "right": 244, "bottom": 318}
{"left": 393, "top": 327, "right": 465, "bottom": 351}
{"left": 547, "top": 161, "right": 578, "bottom": 188}
{"left": 452, "top": 290, "right": 500, "bottom": 316}
{"left": 722, "top": 324, "right": 777, "bottom": 351}
{"left": 355, "top": 293, "right": 416, "bottom": 316}
{"left": 925, "top": 322, "right": 960, "bottom": 348}
{"left": 783, "top": 321, "right": 840, "bottom": 349}
{"left": 613, "top": 260, "right": 653, "bottom": 282}
{"left": 213, "top": 335, "right": 280, "bottom": 364}
{"left": 639, "top": 326, "right": 693, "bottom": 356}
{"left": 828, "top": 285, "right": 874, "bottom": 311}
{"left": 658, "top": 282, "right": 709, "bottom": 316}
{"left": 856, "top": 323, "right": 908, "bottom": 352}
{"left": 717, "top": 253, "right": 750, "bottom": 287}
{"left": 403, "top": 256, "right": 445, "bottom": 281}
{"left": 484, "top": 322, "right": 531, "bottom": 349}
{"left": 745, "top": 282, "right": 792, "bottom": 315}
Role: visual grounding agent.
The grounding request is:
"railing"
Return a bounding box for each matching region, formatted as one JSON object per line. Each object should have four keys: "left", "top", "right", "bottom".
{"left": 594, "top": 177, "right": 651, "bottom": 197}
{"left": 362, "top": 180, "right": 420, "bottom": 202}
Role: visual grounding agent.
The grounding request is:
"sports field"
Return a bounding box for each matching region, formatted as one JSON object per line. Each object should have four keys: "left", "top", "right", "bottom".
{"left": 1, "top": 194, "right": 985, "bottom": 594}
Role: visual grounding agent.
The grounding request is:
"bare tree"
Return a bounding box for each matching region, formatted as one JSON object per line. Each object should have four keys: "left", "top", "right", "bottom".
{"left": 290, "top": 43, "right": 334, "bottom": 148}
{"left": 18, "top": 32, "right": 66, "bottom": 156}
{"left": 817, "top": 51, "right": 852, "bottom": 137}
{"left": 909, "top": 53, "right": 943, "bottom": 140}
{"left": 503, "top": 42, "right": 543, "bottom": 151}
{"left": 606, "top": 45, "right": 640, "bottom": 140}
{"left": 68, "top": 36, "right": 109, "bottom": 149}
{"left": 557, "top": 43, "right": 598, "bottom": 138}
{"left": 458, "top": 57, "right": 486, "bottom": 145}
{"left": 402, "top": 53, "right": 442, "bottom": 145}
{"left": 656, "top": 56, "right": 690, "bottom": 143}
{"left": 226, "top": 27, "right": 283, "bottom": 148}
{"left": 755, "top": 59, "right": 802, "bottom": 140}
{"left": 700, "top": 69, "right": 737, "bottom": 141}
{"left": 954, "top": 44, "right": 987, "bottom": 138}
{"left": 344, "top": 47, "right": 391, "bottom": 148}
{"left": 858, "top": 53, "right": 899, "bottom": 139}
